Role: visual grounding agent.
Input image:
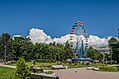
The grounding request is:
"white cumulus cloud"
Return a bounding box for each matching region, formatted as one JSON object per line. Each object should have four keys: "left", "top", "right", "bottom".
{"left": 28, "top": 28, "right": 52, "bottom": 44}
{"left": 28, "top": 28, "right": 112, "bottom": 48}
{"left": 88, "top": 35, "right": 110, "bottom": 48}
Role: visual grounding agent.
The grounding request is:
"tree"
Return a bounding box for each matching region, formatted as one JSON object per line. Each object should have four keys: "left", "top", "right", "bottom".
{"left": 108, "top": 37, "right": 119, "bottom": 63}
{"left": 0, "top": 33, "right": 11, "bottom": 64}
{"left": 11, "top": 36, "right": 33, "bottom": 60}
{"left": 12, "top": 37, "right": 24, "bottom": 60}
{"left": 64, "top": 41, "right": 73, "bottom": 60}
{"left": 0, "top": 32, "right": 73, "bottom": 63}
{"left": 0, "top": 37, "right": 4, "bottom": 60}
{"left": 14, "top": 58, "right": 31, "bottom": 79}
{"left": 87, "top": 47, "right": 102, "bottom": 60}
{"left": 20, "top": 40, "right": 34, "bottom": 60}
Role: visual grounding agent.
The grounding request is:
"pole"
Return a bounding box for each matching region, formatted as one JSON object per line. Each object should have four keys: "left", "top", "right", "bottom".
{"left": 103, "top": 53, "right": 105, "bottom": 64}
{"left": 111, "top": 51, "right": 112, "bottom": 64}
{"left": 109, "top": 49, "right": 112, "bottom": 64}
{"left": 118, "top": 28, "right": 119, "bottom": 40}
{"left": 4, "top": 45, "right": 6, "bottom": 64}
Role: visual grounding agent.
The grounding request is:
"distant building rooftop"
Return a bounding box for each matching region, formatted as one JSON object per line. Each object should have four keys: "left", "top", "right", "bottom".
{"left": 93, "top": 47, "right": 110, "bottom": 54}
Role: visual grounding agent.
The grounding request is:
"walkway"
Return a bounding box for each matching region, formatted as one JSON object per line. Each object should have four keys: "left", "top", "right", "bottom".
{"left": 0, "top": 63, "right": 16, "bottom": 68}
{"left": 0, "top": 63, "right": 119, "bottom": 79}
{"left": 54, "top": 68, "right": 119, "bottom": 79}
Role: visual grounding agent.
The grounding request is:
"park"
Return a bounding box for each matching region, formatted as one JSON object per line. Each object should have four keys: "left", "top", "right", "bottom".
{"left": 0, "top": 21, "right": 119, "bottom": 79}
{"left": 0, "top": 0, "right": 119, "bottom": 79}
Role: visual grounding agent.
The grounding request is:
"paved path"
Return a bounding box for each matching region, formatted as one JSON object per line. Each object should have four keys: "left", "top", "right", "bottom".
{"left": 54, "top": 68, "right": 119, "bottom": 79}
{"left": 0, "top": 63, "right": 16, "bottom": 68}
{"left": 0, "top": 63, "right": 119, "bottom": 79}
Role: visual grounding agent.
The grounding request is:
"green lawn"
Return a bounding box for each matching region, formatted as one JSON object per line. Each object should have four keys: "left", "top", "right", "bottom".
{"left": 0, "top": 66, "right": 15, "bottom": 79}
{"left": 64, "top": 63, "right": 106, "bottom": 68}
{"left": 0, "top": 62, "right": 118, "bottom": 79}
{"left": 9, "top": 61, "right": 107, "bottom": 70}
{"left": 0, "top": 66, "right": 56, "bottom": 79}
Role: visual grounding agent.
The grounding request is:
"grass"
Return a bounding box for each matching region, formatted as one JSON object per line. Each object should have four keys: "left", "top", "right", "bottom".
{"left": 99, "top": 66, "right": 119, "bottom": 72}
{"left": 0, "top": 62, "right": 118, "bottom": 79}
{"left": 0, "top": 66, "right": 56, "bottom": 79}
{"left": 62, "top": 63, "right": 106, "bottom": 68}
{"left": 0, "top": 66, "right": 15, "bottom": 79}
{"left": 9, "top": 61, "right": 107, "bottom": 70}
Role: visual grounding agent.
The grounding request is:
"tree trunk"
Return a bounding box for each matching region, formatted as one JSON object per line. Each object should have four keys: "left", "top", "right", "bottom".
{"left": 3, "top": 45, "right": 6, "bottom": 65}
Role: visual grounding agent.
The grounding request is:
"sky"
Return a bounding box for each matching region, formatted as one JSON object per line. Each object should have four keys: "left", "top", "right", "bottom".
{"left": 0, "top": 0, "right": 119, "bottom": 38}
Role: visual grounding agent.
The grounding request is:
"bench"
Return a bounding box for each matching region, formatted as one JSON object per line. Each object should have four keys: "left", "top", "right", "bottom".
{"left": 30, "top": 66, "right": 44, "bottom": 73}
{"left": 87, "top": 67, "right": 99, "bottom": 71}
{"left": 52, "top": 65, "right": 67, "bottom": 69}
{"left": 87, "top": 67, "right": 94, "bottom": 70}
{"left": 92, "top": 67, "right": 99, "bottom": 71}
{"left": 31, "top": 73, "right": 59, "bottom": 79}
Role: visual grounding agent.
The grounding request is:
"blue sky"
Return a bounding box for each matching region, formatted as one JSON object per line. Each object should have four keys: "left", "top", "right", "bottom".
{"left": 0, "top": 0, "right": 119, "bottom": 38}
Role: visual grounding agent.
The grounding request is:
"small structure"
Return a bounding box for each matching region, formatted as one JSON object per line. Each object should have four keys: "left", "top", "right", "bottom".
{"left": 30, "top": 66, "right": 44, "bottom": 73}
{"left": 87, "top": 67, "right": 99, "bottom": 71}
{"left": 31, "top": 73, "right": 59, "bottom": 79}
{"left": 72, "top": 40, "right": 92, "bottom": 62}
{"left": 52, "top": 65, "right": 67, "bottom": 69}
{"left": 87, "top": 67, "right": 94, "bottom": 70}
{"left": 94, "top": 47, "right": 110, "bottom": 54}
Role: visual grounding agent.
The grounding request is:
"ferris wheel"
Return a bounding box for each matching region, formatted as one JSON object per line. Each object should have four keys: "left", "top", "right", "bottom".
{"left": 69, "top": 21, "right": 91, "bottom": 61}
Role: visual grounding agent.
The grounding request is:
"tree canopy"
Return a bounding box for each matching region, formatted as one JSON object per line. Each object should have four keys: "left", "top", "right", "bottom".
{"left": 86, "top": 47, "right": 102, "bottom": 60}
{"left": 0, "top": 33, "right": 73, "bottom": 63}
{"left": 108, "top": 37, "right": 119, "bottom": 63}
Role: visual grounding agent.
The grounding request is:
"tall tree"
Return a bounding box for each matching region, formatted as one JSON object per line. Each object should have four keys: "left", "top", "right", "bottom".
{"left": 108, "top": 37, "right": 119, "bottom": 63}
{"left": 12, "top": 37, "right": 25, "bottom": 60}
{"left": 86, "top": 47, "right": 102, "bottom": 60}
{"left": 0, "top": 33, "right": 11, "bottom": 64}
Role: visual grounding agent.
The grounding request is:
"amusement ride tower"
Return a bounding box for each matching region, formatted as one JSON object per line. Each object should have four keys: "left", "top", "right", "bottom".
{"left": 69, "top": 21, "right": 92, "bottom": 62}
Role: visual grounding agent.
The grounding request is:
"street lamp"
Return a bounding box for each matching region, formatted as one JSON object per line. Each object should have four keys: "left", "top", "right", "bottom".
{"left": 4, "top": 45, "right": 7, "bottom": 65}
{"left": 109, "top": 49, "right": 112, "bottom": 64}
{"left": 102, "top": 53, "right": 105, "bottom": 64}
{"left": 118, "top": 28, "right": 119, "bottom": 40}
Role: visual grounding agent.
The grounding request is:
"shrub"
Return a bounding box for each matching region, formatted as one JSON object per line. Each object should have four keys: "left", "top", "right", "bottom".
{"left": 45, "top": 71, "right": 54, "bottom": 74}
{"left": 99, "top": 66, "right": 118, "bottom": 72}
{"left": 32, "top": 60, "right": 36, "bottom": 65}
{"left": 116, "top": 66, "right": 119, "bottom": 71}
{"left": 14, "top": 58, "right": 31, "bottom": 79}
{"left": 36, "top": 59, "right": 51, "bottom": 63}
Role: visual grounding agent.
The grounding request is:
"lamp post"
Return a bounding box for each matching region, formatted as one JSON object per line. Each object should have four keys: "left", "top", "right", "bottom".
{"left": 4, "top": 45, "right": 6, "bottom": 65}
{"left": 118, "top": 28, "right": 119, "bottom": 40}
{"left": 102, "top": 52, "right": 105, "bottom": 64}
{"left": 109, "top": 49, "right": 112, "bottom": 64}
{"left": 111, "top": 50, "right": 113, "bottom": 64}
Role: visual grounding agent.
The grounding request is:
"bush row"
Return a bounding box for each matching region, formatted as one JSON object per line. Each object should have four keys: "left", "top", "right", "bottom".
{"left": 99, "top": 66, "right": 119, "bottom": 72}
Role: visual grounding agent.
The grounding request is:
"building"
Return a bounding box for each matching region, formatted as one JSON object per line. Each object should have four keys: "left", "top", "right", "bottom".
{"left": 93, "top": 47, "right": 110, "bottom": 54}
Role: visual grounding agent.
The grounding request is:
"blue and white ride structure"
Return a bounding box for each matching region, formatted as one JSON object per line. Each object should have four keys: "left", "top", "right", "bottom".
{"left": 69, "top": 21, "right": 92, "bottom": 62}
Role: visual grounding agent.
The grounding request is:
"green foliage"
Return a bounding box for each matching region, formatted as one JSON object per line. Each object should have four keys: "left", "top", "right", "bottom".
{"left": 32, "top": 60, "right": 36, "bottom": 65}
{"left": 14, "top": 58, "right": 31, "bottom": 79}
{"left": 0, "top": 33, "right": 73, "bottom": 63}
{"left": 11, "top": 37, "right": 34, "bottom": 60}
{"left": 86, "top": 47, "right": 102, "bottom": 60}
{"left": 1, "top": 33, "right": 10, "bottom": 45}
{"left": 36, "top": 59, "right": 52, "bottom": 63}
{"left": 99, "top": 66, "right": 118, "bottom": 72}
{"left": 0, "top": 33, "right": 13, "bottom": 64}
{"left": 116, "top": 66, "right": 119, "bottom": 71}
{"left": 108, "top": 37, "right": 119, "bottom": 63}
